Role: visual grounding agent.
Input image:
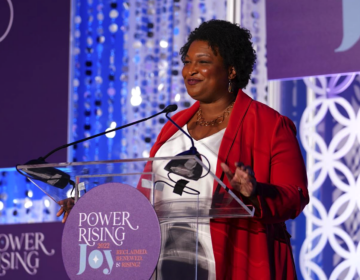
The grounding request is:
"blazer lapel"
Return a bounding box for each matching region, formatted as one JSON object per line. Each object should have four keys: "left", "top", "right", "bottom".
{"left": 215, "top": 90, "right": 253, "bottom": 177}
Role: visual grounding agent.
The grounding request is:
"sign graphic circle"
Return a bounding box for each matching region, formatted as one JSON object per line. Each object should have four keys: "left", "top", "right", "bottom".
{"left": 62, "top": 183, "right": 161, "bottom": 280}
{"left": 0, "top": 0, "right": 14, "bottom": 42}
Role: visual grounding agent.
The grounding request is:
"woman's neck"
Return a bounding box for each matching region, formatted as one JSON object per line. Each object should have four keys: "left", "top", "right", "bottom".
{"left": 198, "top": 95, "right": 235, "bottom": 120}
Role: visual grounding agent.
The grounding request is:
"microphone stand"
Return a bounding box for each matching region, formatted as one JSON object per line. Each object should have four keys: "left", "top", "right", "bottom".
{"left": 42, "top": 105, "right": 177, "bottom": 162}
{"left": 16, "top": 105, "right": 178, "bottom": 189}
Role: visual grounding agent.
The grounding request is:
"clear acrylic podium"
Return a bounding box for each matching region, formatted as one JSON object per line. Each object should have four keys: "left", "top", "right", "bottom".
{"left": 17, "top": 155, "right": 254, "bottom": 279}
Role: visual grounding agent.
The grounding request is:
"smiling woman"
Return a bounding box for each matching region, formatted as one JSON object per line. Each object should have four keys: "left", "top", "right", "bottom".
{"left": 182, "top": 40, "right": 233, "bottom": 103}
{"left": 57, "top": 19, "right": 309, "bottom": 280}
{"left": 144, "top": 20, "right": 309, "bottom": 280}
{"left": 181, "top": 40, "right": 236, "bottom": 140}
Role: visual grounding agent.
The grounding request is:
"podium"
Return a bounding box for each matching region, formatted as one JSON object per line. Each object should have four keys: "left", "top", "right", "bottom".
{"left": 17, "top": 155, "right": 254, "bottom": 279}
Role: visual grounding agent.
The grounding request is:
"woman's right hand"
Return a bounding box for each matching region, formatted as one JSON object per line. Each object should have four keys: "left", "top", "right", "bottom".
{"left": 56, "top": 198, "right": 75, "bottom": 223}
{"left": 221, "top": 162, "right": 257, "bottom": 197}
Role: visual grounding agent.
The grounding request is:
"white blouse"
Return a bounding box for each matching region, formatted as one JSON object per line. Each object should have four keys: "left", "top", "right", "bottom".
{"left": 152, "top": 125, "right": 225, "bottom": 280}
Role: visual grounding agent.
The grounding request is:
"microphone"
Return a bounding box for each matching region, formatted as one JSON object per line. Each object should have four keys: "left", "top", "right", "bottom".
{"left": 163, "top": 104, "right": 178, "bottom": 114}
{"left": 17, "top": 105, "right": 178, "bottom": 189}
{"left": 163, "top": 108, "right": 204, "bottom": 181}
{"left": 18, "top": 158, "right": 73, "bottom": 189}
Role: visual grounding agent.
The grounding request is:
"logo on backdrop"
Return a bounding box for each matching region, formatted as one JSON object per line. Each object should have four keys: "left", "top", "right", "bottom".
{"left": 62, "top": 183, "right": 161, "bottom": 280}
{"left": 0, "top": 0, "right": 14, "bottom": 43}
{"left": 266, "top": 0, "right": 360, "bottom": 79}
{"left": 0, "top": 232, "right": 55, "bottom": 276}
{"left": 0, "top": 222, "right": 65, "bottom": 279}
{"left": 335, "top": 0, "right": 360, "bottom": 52}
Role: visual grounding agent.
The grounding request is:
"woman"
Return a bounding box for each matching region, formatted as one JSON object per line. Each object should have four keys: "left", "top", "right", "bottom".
{"left": 143, "top": 20, "right": 309, "bottom": 279}
{"left": 58, "top": 19, "right": 308, "bottom": 279}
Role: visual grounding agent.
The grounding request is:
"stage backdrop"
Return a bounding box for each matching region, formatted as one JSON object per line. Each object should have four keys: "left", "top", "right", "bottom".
{"left": 266, "top": 0, "right": 360, "bottom": 80}
{"left": 0, "top": 0, "right": 70, "bottom": 168}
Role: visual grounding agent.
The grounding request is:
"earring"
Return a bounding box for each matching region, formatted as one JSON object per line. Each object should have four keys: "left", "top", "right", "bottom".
{"left": 228, "top": 79, "right": 233, "bottom": 93}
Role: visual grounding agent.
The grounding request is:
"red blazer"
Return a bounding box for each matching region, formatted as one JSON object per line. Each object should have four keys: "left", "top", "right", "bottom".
{"left": 142, "top": 90, "right": 309, "bottom": 279}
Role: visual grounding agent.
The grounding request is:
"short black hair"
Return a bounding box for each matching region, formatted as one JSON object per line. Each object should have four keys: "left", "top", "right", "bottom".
{"left": 180, "top": 20, "right": 256, "bottom": 92}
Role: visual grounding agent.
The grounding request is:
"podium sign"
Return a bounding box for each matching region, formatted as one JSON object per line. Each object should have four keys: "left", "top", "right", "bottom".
{"left": 18, "top": 156, "right": 254, "bottom": 279}
{"left": 62, "top": 183, "right": 161, "bottom": 280}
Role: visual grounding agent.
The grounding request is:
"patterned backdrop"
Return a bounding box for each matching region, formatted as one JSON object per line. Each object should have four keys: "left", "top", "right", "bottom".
{"left": 299, "top": 74, "right": 360, "bottom": 280}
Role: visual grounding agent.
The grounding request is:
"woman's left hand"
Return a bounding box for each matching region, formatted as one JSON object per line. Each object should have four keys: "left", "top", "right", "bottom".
{"left": 221, "top": 162, "right": 257, "bottom": 198}
{"left": 56, "top": 197, "right": 75, "bottom": 223}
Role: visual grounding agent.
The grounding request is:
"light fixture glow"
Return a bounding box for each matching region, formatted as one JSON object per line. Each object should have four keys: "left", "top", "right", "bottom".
{"left": 131, "top": 95, "right": 142, "bottom": 106}
{"left": 109, "top": 23, "right": 118, "bottom": 33}
{"left": 131, "top": 86, "right": 141, "bottom": 96}
{"left": 158, "top": 83, "right": 164, "bottom": 91}
{"left": 24, "top": 199, "right": 33, "bottom": 209}
{"left": 105, "top": 122, "right": 117, "bottom": 139}
{"left": 43, "top": 198, "right": 50, "bottom": 208}
{"left": 130, "top": 86, "right": 142, "bottom": 106}
{"left": 109, "top": 10, "right": 119, "bottom": 19}
{"left": 26, "top": 190, "right": 33, "bottom": 198}
{"left": 159, "top": 40, "right": 168, "bottom": 48}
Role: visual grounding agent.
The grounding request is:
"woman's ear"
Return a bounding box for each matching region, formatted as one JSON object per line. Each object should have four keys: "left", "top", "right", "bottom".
{"left": 228, "top": 67, "right": 236, "bottom": 79}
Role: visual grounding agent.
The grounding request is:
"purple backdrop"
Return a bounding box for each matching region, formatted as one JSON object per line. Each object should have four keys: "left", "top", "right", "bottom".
{"left": 266, "top": 1, "right": 360, "bottom": 80}
{"left": 0, "top": 0, "right": 70, "bottom": 168}
{"left": 0, "top": 222, "right": 68, "bottom": 279}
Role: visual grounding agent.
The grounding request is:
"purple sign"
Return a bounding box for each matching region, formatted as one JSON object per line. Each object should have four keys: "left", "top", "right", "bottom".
{"left": 62, "top": 183, "right": 161, "bottom": 280}
{"left": 0, "top": 222, "right": 68, "bottom": 279}
{"left": 0, "top": 0, "right": 70, "bottom": 168}
{"left": 266, "top": 0, "right": 360, "bottom": 80}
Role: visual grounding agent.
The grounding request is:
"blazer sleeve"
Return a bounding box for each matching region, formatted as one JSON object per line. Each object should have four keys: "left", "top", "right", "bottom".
{"left": 253, "top": 115, "right": 309, "bottom": 224}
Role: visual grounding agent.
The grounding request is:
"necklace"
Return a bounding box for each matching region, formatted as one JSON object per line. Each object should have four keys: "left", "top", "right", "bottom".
{"left": 196, "top": 101, "right": 235, "bottom": 127}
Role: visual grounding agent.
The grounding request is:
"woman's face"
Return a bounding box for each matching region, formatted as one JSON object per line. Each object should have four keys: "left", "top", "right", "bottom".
{"left": 182, "top": 40, "right": 231, "bottom": 103}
